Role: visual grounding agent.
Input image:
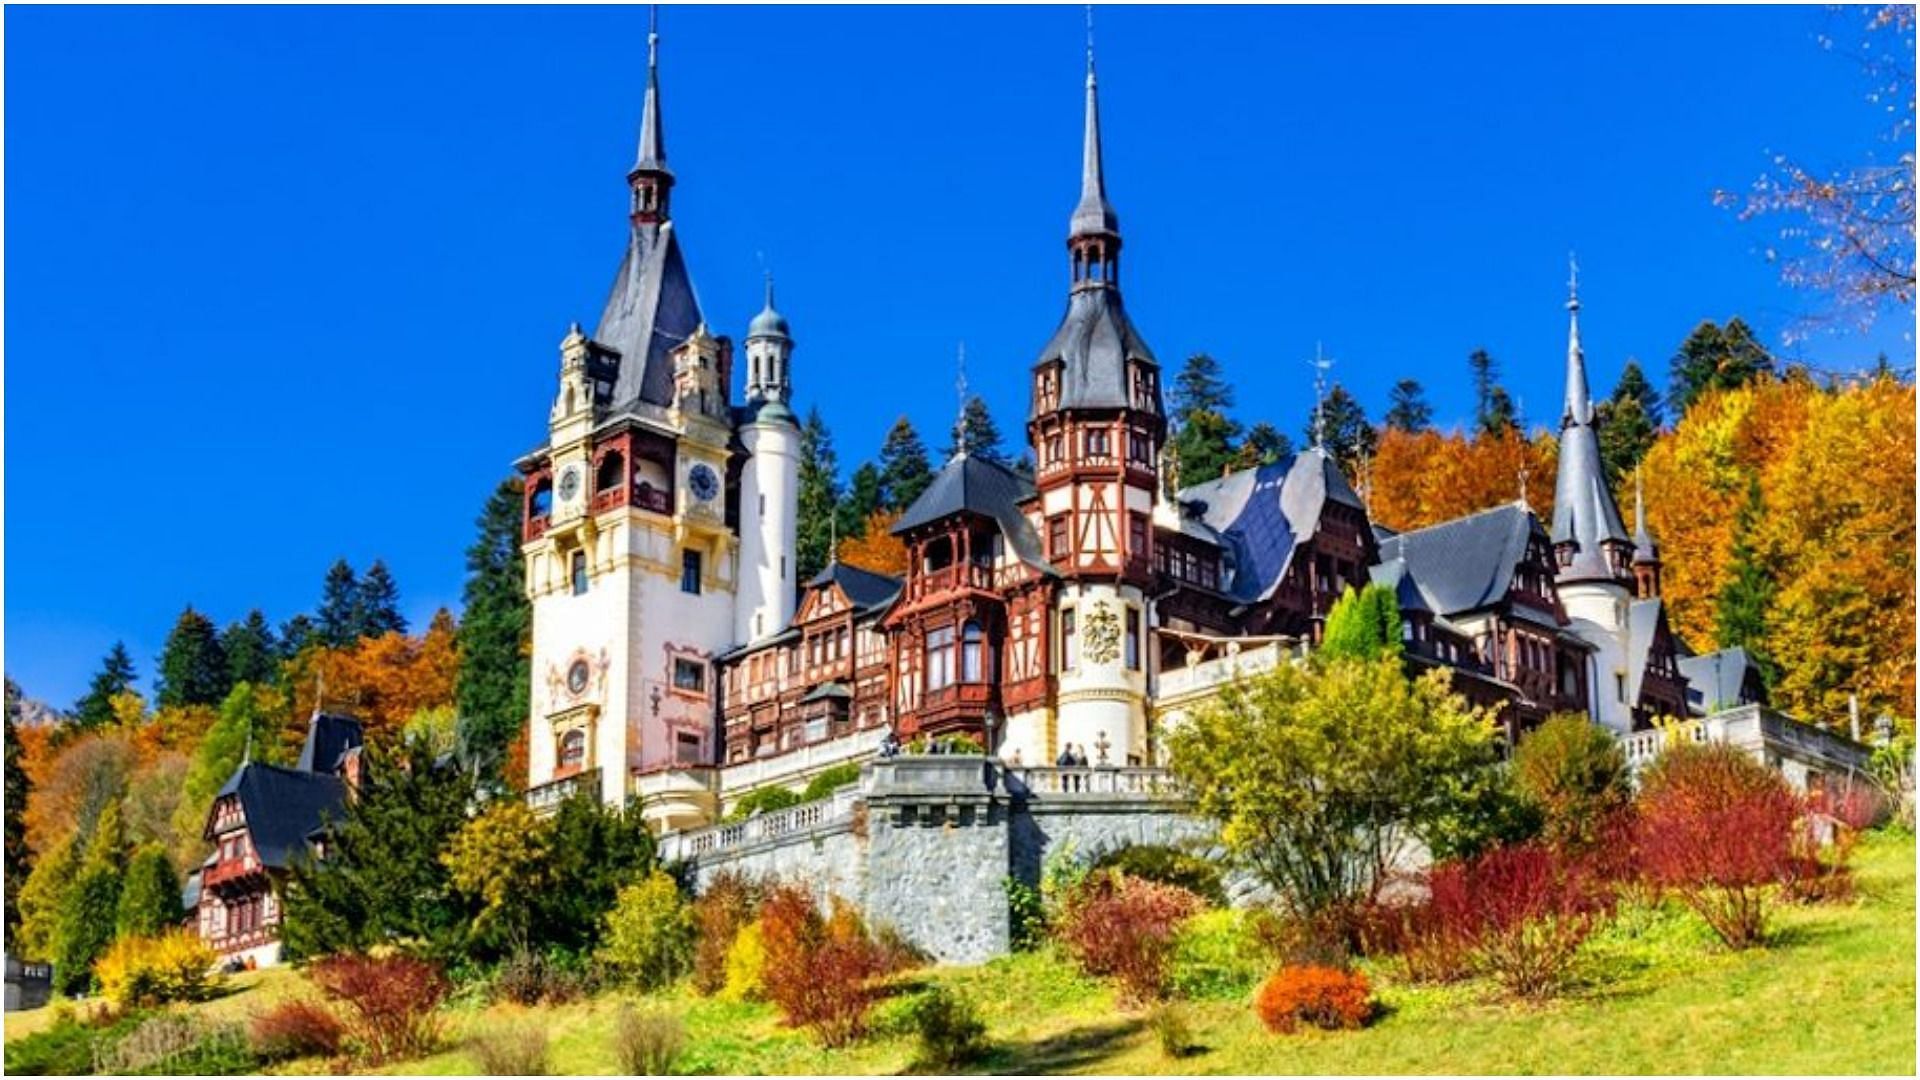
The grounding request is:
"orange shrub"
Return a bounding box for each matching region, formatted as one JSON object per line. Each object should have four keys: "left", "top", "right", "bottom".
{"left": 307, "top": 952, "right": 450, "bottom": 1065}
{"left": 758, "top": 884, "right": 888, "bottom": 1047}
{"left": 249, "top": 1000, "right": 345, "bottom": 1063}
{"left": 1254, "top": 965, "right": 1375, "bottom": 1034}
{"left": 1056, "top": 872, "right": 1205, "bottom": 1006}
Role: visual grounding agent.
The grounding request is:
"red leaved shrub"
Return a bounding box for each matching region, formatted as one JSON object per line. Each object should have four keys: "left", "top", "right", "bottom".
{"left": 1397, "top": 858, "right": 1481, "bottom": 983}
{"left": 1254, "top": 965, "right": 1374, "bottom": 1034}
{"left": 307, "top": 952, "right": 450, "bottom": 1065}
{"left": 758, "top": 883, "right": 888, "bottom": 1047}
{"left": 1056, "top": 871, "right": 1205, "bottom": 1006}
{"left": 1636, "top": 743, "right": 1802, "bottom": 949}
{"left": 1401, "top": 842, "right": 1609, "bottom": 996}
{"left": 248, "top": 999, "right": 345, "bottom": 1063}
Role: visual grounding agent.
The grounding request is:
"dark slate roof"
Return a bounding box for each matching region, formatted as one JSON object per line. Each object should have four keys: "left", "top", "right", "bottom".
{"left": 1374, "top": 502, "right": 1541, "bottom": 616}
{"left": 1070, "top": 66, "right": 1119, "bottom": 241}
{"left": 1175, "top": 448, "right": 1365, "bottom": 604}
{"left": 1550, "top": 298, "right": 1631, "bottom": 578}
{"left": 211, "top": 762, "right": 349, "bottom": 869}
{"left": 1625, "top": 598, "right": 1667, "bottom": 704}
{"left": 297, "top": 712, "right": 365, "bottom": 774}
{"left": 891, "top": 454, "right": 1053, "bottom": 574}
{"left": 1679, "top": 647, "right": 1761, "bottom": 712}
{"left": 808, "top": 562, "right": 902, "bottom": 614}
{"left": 1030, "top": 288, "right": 1159, "bottom": 416}
{"left": 1367, "top": 557, "right": 1432, "bottom": 615}
{"left": 595, "top": 223, "right": 704, "bottom": 411}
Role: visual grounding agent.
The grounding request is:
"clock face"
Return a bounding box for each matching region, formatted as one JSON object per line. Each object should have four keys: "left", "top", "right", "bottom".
{"left": 689, "top": 463, "right": 720, "bottom": 503}
{"left": 557, "top": 465, "right": 583, "bottom": 503}
{"left": 567, "top": 659, "right": 590, "bottom": 695}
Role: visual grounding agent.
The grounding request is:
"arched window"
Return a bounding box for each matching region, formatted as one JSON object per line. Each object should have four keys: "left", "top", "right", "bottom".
{"left": 596, "top": 451, "right": 625, "bottom": 493}
{"left": 961, "top": 621, "right": 984, "bottom": 683}
{"left": 558, "top": 729, "right": 587, "bottom": 771}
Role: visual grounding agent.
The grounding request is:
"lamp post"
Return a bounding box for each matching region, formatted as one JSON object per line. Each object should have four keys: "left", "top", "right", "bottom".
{"left": 984, "top": 709, "right": 1001, "bottom": 757}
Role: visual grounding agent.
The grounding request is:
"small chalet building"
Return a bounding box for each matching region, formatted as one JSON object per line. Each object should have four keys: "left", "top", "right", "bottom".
{"left": 186, "top": 712, "right": 362, "bottom": 968}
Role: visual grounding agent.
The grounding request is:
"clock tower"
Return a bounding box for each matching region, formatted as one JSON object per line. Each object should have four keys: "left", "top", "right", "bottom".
{"left": 519, "top": 23, "right": 737, "bottom": 822}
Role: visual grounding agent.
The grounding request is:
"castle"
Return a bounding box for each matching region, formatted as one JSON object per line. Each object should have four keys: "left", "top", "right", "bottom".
{"left": 513, "top": 23, "right": 1816, "bottom": 831}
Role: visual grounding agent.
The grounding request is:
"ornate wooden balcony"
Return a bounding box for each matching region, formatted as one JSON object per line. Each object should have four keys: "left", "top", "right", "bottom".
{"left": 907, "top": 563, "right": 995, "bottom": 602}
{"left": 591, "top": 486, "right": 628, "bottom": 514}
{"left": 201, "top": 851, "right": 266, "bottom": 892}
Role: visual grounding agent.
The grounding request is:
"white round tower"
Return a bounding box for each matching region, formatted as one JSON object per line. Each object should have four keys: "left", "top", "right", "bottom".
{"left": 736, "top": 279, "right": 800, "bottom": 644}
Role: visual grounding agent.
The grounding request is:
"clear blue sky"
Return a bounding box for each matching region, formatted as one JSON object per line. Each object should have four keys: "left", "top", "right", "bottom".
{"left": 6, "top": 5, "right": 1910, "bottom": 707}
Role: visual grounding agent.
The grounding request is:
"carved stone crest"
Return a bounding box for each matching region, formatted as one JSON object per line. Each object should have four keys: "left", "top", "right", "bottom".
{"left": 1083, "top": 601, "right": 1122, "bottom": 665}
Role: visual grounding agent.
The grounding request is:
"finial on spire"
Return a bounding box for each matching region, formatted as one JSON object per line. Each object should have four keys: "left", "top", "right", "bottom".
{"left": 1310, "top": 343, "right": 1333, "bottom": 451}
{"left": 954, "top": 341, "right": 970, "bottom": 457}
{"left": 1566, "top": 250, "right": 1580, "bottom": 311}
{"left": 649, "top": 4, "right": 659, "bottom": 67}
{"left": 1067, "top": 5, "right": 1120, "bottom": 258}
{"left": 1086, "top": 4, "right": 1096, "bottom": 84}
{"left": 764, "top": 270, "right": 775, "bottom": 311}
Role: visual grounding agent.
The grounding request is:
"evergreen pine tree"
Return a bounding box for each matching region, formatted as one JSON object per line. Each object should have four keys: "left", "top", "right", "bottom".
{"left": 1320, "top": 583, "right": 1404, "bottom": 661}
{"left": 1304, "top": 383, "right": 1378, "bottom": 475}
{"left": 1238, "top": 422, "right": 1294, "bottom": 468}
{"left": 356, "top": 559, "right": 408, "bottom": 638}
{"left": 175, "top": 682, "right": 281, "bottom": 858}
{"left": 1597, "top": 360, "right": 1663, "bottom": 485}
{"left": 280, "top": 741, "right": 476, "bottom": 960}
{"left": 1715, "top": 478, "right": 1780, "bottom": 689}
{"left": 54, "top": 802, "right": 125, "bottom": 994}
{"left": 1469, "top": 348, "right": 1501, "bottom": 432}
{"left": 795, "top": 407, "right": 842, "bottom": 582}
{"left": 4, "top": 679, "right": 31, "bottom": 935}
{"left": 455, "top": 478, "right": 532, "bottom": 780}
{"left": 72, "top": 642, "right": 137, "bottom": 731}
{"left": 842, "top": 463, "right": 885, "bottom": 539}
{"left": 944, "top": 395, "right": 1007, "bottom": 463}
{"left": 1480, "top": 385, "right": 1520, "bottom": 437}
{"left": 14, "top": 833, "right": 77, "bottom": 959}
{"left": 1383, "top": 378, "right": 1434, "bottom": 433}
{"left": 877, "top": 417, "right": 935, "bottom": 512}
{"left": 279, "top": 614, "right": 318, "bottom": 659}
{"left": 528, "top": 790, "right": 660, "bottom": 956}
{"left": 222, "top": 609, "right": 280, "bottom": 688}
{"left": 115, "top": 844, "right": 183, "bottom": 939}
{"left": 317, "top": 560, "right": 361, "bottom": 647}
{"left": 1168, "top": 353, "right": 1243, "bottom": 486}
{"left": 1670, "top": 318, "right": 1776, "bottom": 414}
{"left": 156, "top": 607, "right": 231, "bottom": 709}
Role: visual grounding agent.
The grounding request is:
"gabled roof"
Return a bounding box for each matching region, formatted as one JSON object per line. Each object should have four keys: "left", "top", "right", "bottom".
{"left": 807, "top": 562, "right": 902, "bottom": 614}
{"left": 891, "top": 453, "right": 1053, "bottom": 574}
{"left": 1374, "top": 502, "right": 1541, "bottom": 616}
{"left": 297, "top": 712, "right": 364, "bottom": 774}
{"left": 595, "top": 223, "right": 704, "bottom": 411}
{"left": 1176, "top": 449, "right": 1366, "bottom": 604}
{"left": 1030, "top": 288, "right": 1159, "bottom": 416}
{"left": 1678, "top": 647, "right": 1762, "bottom": 712}
{"left": 209, "top": 762, "right": 348, "bottom": 869}
{"left": 1624, "top": 598, "right": 1669, "bottom": 704}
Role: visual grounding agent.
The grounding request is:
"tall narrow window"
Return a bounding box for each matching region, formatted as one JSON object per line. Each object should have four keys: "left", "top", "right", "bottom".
{"left": 570, "top": 551, "right": 589, "bottom": 596}
{"left": 925, "top": 625, "right": 956, "bottom": 691}
{"left": 1061, "top": 608, "right": 1078, "bottom": 670}
{"left": 681, "top": 549, "right": 703, "bottom": 595}
{"left": 1048, "top": 515, "right": 1070, "bottom": 560}
{"left": 1124, "top": 608, "right": 1141, "bottom": 671}
{"left": 1128, "top": 513, "right": 1149, "bottom": 560}
{"left": 961, "top": 621, "right": 984, "bottom": 682}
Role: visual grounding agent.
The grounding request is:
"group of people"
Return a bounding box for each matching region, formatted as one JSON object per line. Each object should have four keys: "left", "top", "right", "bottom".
{"left": 1053, "top": 744, "right": 1097, "bottom": 767}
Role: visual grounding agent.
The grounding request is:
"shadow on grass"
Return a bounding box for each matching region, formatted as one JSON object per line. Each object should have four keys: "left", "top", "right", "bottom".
{"left": 982, "top": 1017, "right": 1145, "bottom": 1074}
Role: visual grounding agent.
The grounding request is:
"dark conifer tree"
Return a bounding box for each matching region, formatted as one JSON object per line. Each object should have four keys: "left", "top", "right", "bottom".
{"left": 316, "top": 560, "right": 361, "bottom": 647}
{"left": 1469, "top": 348, "right": 1501, "bottom": 432}
{"left": 1169, "top": 353, "right": 1242, "bottom": 487}
{"left": 4, "top": 679, "right": 30, "bottom": 934}
{"left": 157, "top": 607, "right": 230, "bottom": 709}
{"left": 1670, "top": 318, "right": 1776, "bottom": 414}
{"left": 1480, "top": 385, "right": 1520, "bottom": 437}
{"left": 455, "top": 478, "right": 531, "bottom": 779}
{"left": 281, "top": 741, "right": 475, "bottom": 961}
{"left": 1597, "top": 360, "right": 1663, "bottom": 485}
{"left": 944, "top": 395, "right": 1007, "bottom": 464}
{"left": 356, "top": 559, "right": 408, "bottom": 638}
{"left": 222, "top": 609, "right": 280, "bottom": 688}
{"left": 53, "top": 802, "right": 124, "bottom": 995}
{"left": 72, "top": 642, "right": 137, "bottom": 731}
{"left": 841, "top": 462, "right": 884, "bottom": 541}
{"left": 279, "top": 614, "right": 318, "bottom": 659}
{"left": 877, "top": 417, "right": 934, "bottom": 512}
{"left": 1383, "top": 378, "right": 1434, "bottom": 433}
{"left": 115, "top": 844, "right": 183, "bottom": 938}
{"left": 1303, "top": 383, "right": 1378, "bottom": 475}
{"left": 1715, "top": 478, "right": 1779, "bottom": 689}
{"left": 1240, "top": 422, "right": 1293, "bottom": 468}
{"left": 796, "top": 406, "right": 842, "bottom": 582}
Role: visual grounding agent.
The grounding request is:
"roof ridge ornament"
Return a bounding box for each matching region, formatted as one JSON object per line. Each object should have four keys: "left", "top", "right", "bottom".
{"left": 1310, "top": 343, "right": 1333, "bottom": 452}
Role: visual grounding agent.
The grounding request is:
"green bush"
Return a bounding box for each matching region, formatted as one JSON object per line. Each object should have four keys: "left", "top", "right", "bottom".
{"left": 1005, "top": 877, "right": 1047, "bottom": 950}
{"left": 1170, "top": 909, "right": 1269, "bottom": 1001}
{"left": 802, "top": 762, "right": 863, "bottom": 801}
{"left": 908, "top": 986, "right": 989, "bottom": 1069}
{"left": 115, "top": 845, "right": 185, "bottom": 939}
{"left": 725, "top": 786, "right": 805, "bottom": 822}
{"left": 93, "top": 1014, "right": 257, "bottom": 1076}
{"left": 597, "top": 869, "right": 695, "bottom": 989}
{"left": 1514, "top": 713, "right": 1631, "bottom": 850}
{"left": 5, "top": 1011, "right": 136, "bottom": 1076}
{"left": 1091, "top": 844, "right": 1228, "bottom": 907}
{"left": 1149, "top": 1002, "right": 1198, "bottom": 1058}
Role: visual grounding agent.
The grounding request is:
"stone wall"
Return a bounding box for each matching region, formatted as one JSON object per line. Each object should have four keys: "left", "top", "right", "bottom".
{"left": 664, "top": 756, "right": 1204, "bottom": 964}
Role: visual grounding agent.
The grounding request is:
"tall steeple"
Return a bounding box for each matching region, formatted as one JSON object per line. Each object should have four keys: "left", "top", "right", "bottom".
{"left": 628, "top": 7, "right": 674, "bottom": 225}
{"left": 1631, "top": 465, "right": 1662, "bottom": 598}
{"left": 1549, "top": 256, "right": 1632, "bottom": 583}
{"left": 1068, "top": 7, "right": 1120, "bottom": 290}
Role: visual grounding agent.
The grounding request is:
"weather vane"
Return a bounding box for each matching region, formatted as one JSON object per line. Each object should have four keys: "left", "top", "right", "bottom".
{"left": 1310, "top": 343, "right": 1334, "bottom": 450}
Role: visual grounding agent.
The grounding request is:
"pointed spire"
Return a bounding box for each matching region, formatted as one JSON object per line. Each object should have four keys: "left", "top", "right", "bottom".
{"left": 1069, "top": 5, "right": 1119, "bottom": 244}
{"left": 633, "top": 6, "right": 668, "bottom": 175}
{"left": 952, "top": 341, "right": 970, "bottom": 460}
{"left": 1633, "top": 465, "right": 1658, "bottom": 559}
{"left": 1562, "top": 252, "right": 1592, "bottom": 426}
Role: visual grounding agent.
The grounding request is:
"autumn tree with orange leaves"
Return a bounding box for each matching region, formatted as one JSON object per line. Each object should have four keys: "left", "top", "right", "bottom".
{"left": 1365, "top": 427, "right": 1557, "bottom": 533}
{"left": 835, "top": 509, "right": 910, "bottom": 578}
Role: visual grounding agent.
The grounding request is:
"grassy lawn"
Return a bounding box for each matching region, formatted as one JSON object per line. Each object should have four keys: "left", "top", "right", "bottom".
{"left": 8, "top": 832, "right": 1914, "bottom": 1074}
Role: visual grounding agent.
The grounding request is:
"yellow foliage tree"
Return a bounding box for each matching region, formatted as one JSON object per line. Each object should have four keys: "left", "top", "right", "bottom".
{"left": 835, "top": 509, "right": 909, "bottom": 578}
{"left": 1366, "top": 427, "right": 1556, "bottom": 533}
{"left": 284, "top": 608, "right": 461, "bottom": 748}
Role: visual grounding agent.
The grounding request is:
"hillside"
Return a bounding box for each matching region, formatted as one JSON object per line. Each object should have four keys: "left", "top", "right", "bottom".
{"left": 12, "top": 832, "right": 1910, "bottom": 1076}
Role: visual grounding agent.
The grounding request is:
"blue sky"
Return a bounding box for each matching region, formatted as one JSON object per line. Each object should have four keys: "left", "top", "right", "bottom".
{"left": 5, "top": 5, "right": 1910, "bottom": 707}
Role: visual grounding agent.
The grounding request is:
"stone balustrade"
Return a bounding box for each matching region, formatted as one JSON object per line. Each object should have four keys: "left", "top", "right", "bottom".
{"left": 526, "top": 767, "right": 600, "bottom": 816}
{"left": 1618, "top": 704, "right": 1870, "bottom": 791}
{"left": 1003, "top": 766, "right": 1183, "bottom": 798}
{"left": 661, "top": 783, "right": 861, "bottom": 862}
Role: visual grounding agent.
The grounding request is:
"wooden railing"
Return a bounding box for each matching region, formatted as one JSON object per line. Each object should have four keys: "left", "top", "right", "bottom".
{"left": 633, "top": 484, "right": 672, "bottom": 515}
{"left": 201, "top": 852, "right": 263, "bottom": 890}
{"left": 591, "top": 486, "right": 627, "bottom": 513}
{"left": 909, "top": 563, "right": 995, "bottom": 601}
